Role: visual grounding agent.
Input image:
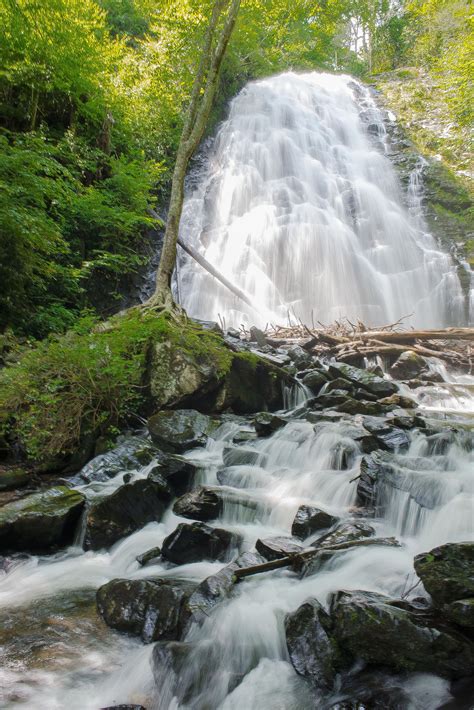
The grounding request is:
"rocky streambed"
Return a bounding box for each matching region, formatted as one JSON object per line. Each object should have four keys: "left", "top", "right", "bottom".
{"left": 0, "top": 336, "right": 473, "bottom": 709}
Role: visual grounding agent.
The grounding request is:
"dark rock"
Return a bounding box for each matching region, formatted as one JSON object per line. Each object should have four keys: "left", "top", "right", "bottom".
{"left": 336, "top": 397, "right": 389, "bottom": 416}
{"left": 148, "top": 454, "right": 198, "bottom": 495}
{"left": 96, "top": 577, "right": 195, "bottom": 643}
{"left": 360, "top": 417, "right": 410, "bottom": 452}
{"left": 291, "top": 505, "right": 339, "bottom": 539}
{"left": 255, "top": 536, "right": 303, "bottom": 561}
{"left": 287, "top": 345, "right": 313, "bottom": 369}
{"left": 328, "top": 363, "right": 398, "bottom": 398}
{"left": 83, "top": 479, "right": 169, "bottom": 551}
{"left": 223, "top": 355, "right": 290, "bottom": 413}
{"left": 148, "top": 409, "right": 215, "bottom": 453}
{"left": 161, "top": 522, "right": 242, "bottom": 565}
{"left": 414, "top": 542, "right": 474, "bottom": 606}
{"left": 285, "top": 598, "right": 341, "bottom": 689}
{"left": 137, "top": 546, "right": 161, "bottom": 566}
{"left": 357, "top": 454, "right": 381, "bottom": 507}
{"left": 0, "top": 468, "right": 30, "bottom": 492}
{"left": 331, "top": 589, "right": 474, "bottom": 678}
{"left": 388, "top": 413, "right": 426, "bottom": 430}
{"left": 389, "top": 350, "right": 429, "bottom": 380}
{"left": 173, "top": 486, "right": 261, "bottom": 523}
{"left": 301, "top": 369, "right": 329, "bottom": 394}
{"left": 0, "top": 486, "right": 85, "bottom": 552}
{"left": 445, "top": 599, "right": 474, "bottom": 628}
{"left": 320, "top": 377, "right": 354, "bottom": 394}
{"left": 223, "top": 446, "right": 261, "bottom": 466}
{"left": 312, "top": 390, "right": 353, "bottom": 410}
{"left": 253, "top": 412, "right": 286, "bottom": 437}
{"left": 152, "top": 640, "right": 211, "bottom": 705}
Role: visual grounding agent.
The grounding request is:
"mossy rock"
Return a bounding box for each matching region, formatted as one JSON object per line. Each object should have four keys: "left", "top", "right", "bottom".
{"left": 414, "top": 542, "right": 474, "bottom": 606}
{"left": 0, "top": 467, "right": 30, "bottom": 492}
{"left": 0, "top": 485, "right": 85, "bottom": 551}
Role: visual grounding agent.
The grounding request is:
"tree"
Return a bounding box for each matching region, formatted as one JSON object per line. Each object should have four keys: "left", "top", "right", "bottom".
{"left": 151, "top": 0, "right": 241, "bottom": 311}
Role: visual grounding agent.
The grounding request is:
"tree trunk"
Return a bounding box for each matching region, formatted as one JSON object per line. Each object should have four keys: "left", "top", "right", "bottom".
{"left": 153, "top": 0, "right": 241, "bottom": 304}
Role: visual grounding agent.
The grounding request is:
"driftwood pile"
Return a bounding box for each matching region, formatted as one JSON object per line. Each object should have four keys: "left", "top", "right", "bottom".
{"left": 254, "top": 318, "right": 474, "bottom": 372}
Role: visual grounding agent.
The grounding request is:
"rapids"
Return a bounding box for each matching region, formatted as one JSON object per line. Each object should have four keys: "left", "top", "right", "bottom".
{"left": 177, "top": 72, "right": 468, "bottom": 329}
{"left": 0, "top": 72, "right": 473, "bottom": 710}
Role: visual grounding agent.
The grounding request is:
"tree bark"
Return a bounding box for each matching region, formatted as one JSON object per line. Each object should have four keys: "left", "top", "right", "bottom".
{"left": 153, "top": 0, "right": 241, "bottom": 303}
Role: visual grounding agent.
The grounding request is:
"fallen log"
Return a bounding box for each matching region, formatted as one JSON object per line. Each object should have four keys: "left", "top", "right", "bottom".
{"left": 233, "top": 537, "right": 400, "bottom": 581}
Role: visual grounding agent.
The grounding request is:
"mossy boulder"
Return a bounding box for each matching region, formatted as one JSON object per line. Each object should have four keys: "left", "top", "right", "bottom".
{"left": 389, "top": 351, "right": 429, "bottom": 380}
{"left": 0, "top": 486, "right": 85, "bottom": 551}
{"left": 331, "top": 589, "right": 474, "bottom": 678}
{"left": 414, "top": 542, "right": 474, "bottom": 606}
{"left": 96, "top": 577, "right": 196, "bottom": 643}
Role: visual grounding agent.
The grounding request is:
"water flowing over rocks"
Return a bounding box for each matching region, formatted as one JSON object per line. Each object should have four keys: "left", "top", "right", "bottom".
{"left": 291, "top": 505, "right": 340, "bottom": 539}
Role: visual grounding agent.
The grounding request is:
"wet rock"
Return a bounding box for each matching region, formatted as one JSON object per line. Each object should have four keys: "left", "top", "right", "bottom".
{"left": 336, "top": 397, "right": 389, "bottom": 416}
{"left": 445, "top": 599, "right": 474, "bottom": 628}
{"left": 301, "top": 369, "right": 329, "bottom": 394}
{"left": 148, "top": 454, "right": 198, "bottom": 495}
{"left": 315, "top": 521, "right": 375, "bottom": 547}
{"left": 253, "top": 412, "right": 286, "bottom": 437}
{"left": 356, "top": 454, "right": 380, "bottom": 507}
{"left": 137, "top": 546, "right": 161, "bottom": 566}
{"left": 320, "top": 377, "right": 354, "bottom": 394}
{"left": 299, "top": 537, "right": 401, "bottom": 578}
{"left": 312, "top": 390, "right": 353, "bottom": 410}
{"left": 152, "top": 640, "right": 212, "bottom": 704}
{"left": 389, "top": 350, "right": 429, "bottom": 380}
{"left": 331, "top": 589, "right": 474, "bottom": 678}
{"left": 249, "top": 326, "right": 267, "bottom": 347}
{"left": 255, "top": 536, "right": 303, "bottom": 560}
{"left": 388, "top": 413, "right": 426, "bottom": 430}
{"left": 223, "top": 446, "right": 261, "bottom": 466}
{"left": 182, "top": 551, "right": 265, "bottom": 629}
{"left": 161, "top": 522, "right": 242, "bottom": 565}
{"left": 328, "top": 363, "right": 398, "bottom": 398}
{"left": 414, "top": 542, "right": 474, "bottom": 605}
{"left": 378, "top": 394, "right": 417, "bottom": 409}
{"left": 148, "top": 409, "right": 215, "bottom": 453}
{"left": 79, "top": 436, "right": 157, "bottom": 483}
{"left": 285, "top": 598, "right": 341, "bottom": 689}
{"left": 360, "top": 416, "right": 410, "bottom": 452}
{"left": 0, "top": 486, "right": 85, "bottom": 552}
{"left": 173, "top": 486, "right": 259, "bottom": 522}
{"left": 83, "top": 479, "right": 169, "bottom": 551}
{"left": 96, "top": 577, "right": 196, "bottom": 642}
{"left": 291, "top": 505, "right": 339, "bottom": 539}
{"left": 0, "top": 468, "right": 30, "bottom": 492}
{"left": 287, "top": 345, "right": 313, "bottom": 369}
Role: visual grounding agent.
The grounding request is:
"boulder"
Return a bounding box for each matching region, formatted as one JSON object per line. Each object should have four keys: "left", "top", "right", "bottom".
{"left": 253, "top": 412, "right": 286, "bottom": 437}
{"left": 315, "top": 521, "right": 375, "bottom": 548}
{"left": 161, "top": 522, "right": 242, "bottom": 565}
{"left": 249, "top": 326, "right": 267, "bottom": 347}
{"left": 255, "top": 536, "right": 303, "bottom": 561}
{"left": 78, "top": 436, "right": 157, "bottom": 483}
{"left": 83, "top": 479, "right": 169, "bottom": 551}
{"left": 291, "top": 505, "right": 339, "bottom": 539}
{"left": 356, "top": 454, "right": 381, "bottom": 507}
{"left": 328, "top": 363, "right": 398, "bottom": 398}
{"left": 444, "top": 598, "right": 474, "bottom": 628}
{"left": 148, "top": 454, "right": 198, "bottom": 495}
{"left": 301, "top": 369, "right": 329, "bottom": 394}
{"left": 173, "top": 486, "right": 260, "bottom": 522}
{"left": 0, "top": 486, "right": 85, "bottom": 551}
{"left": 148, "top": 409, "right": 215, "bottom": 453}
{"left": 389, "top": 351, "right": 429, "bottom": 380}
{"left": 136, "top": 546, "right": 161, "bottom": 566}
{"left": 331, "top": 589, "right": 474, "bottom": 678}
{"left": 96, "top": 577, "right": 195, "bottom": 643}
{"left": 414, "top": 542, "right": 474, "bottom": 606}
{"left": 285, "top": 598, "right": 341, "bottom": 689}
{"left": 287, "top": 345, "right": 313, "bottom": 369}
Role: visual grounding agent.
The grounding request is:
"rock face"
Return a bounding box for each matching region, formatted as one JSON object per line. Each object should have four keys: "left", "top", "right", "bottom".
{"left": 96, "top": 577, "right": 196, "bottom": 642}
{"left": 330, "top": 590, "right": 474, "bottom": 678}
{"left": 285, "top": 598, "right": 341, "bottom": 689}
{"left": 83, "top": 479, "right": 169, "bottom": 550}
{"left": 291, "top": 505, "right": 339, "bottom": 539}
{"left": 161, "top": 522, "right": 242, "bottom": 565}
{"left": 148, "top": 409, "right": 215, "bottom": 453}
{"left": 0, "top": 486, "right": 85, "bottom": 551}
{"left": 414, "top": 542, "right": 474, "bottom": 605}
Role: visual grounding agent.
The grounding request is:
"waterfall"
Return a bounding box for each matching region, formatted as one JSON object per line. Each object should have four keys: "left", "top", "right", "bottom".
{"left": 177, "top": 72, "right": 466, "bottom": 329}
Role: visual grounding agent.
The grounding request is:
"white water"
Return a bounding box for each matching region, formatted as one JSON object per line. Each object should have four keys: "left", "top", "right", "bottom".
{"left": 177, "top": 72, "right": 467, "bottom": 329}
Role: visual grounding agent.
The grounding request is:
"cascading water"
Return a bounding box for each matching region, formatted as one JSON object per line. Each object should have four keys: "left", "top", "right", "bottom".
{"left": 1, "top": 72, "right": 473, "bottom": 710}
{"left": 177, "top": 72, "right": 467, "bottom": 329}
